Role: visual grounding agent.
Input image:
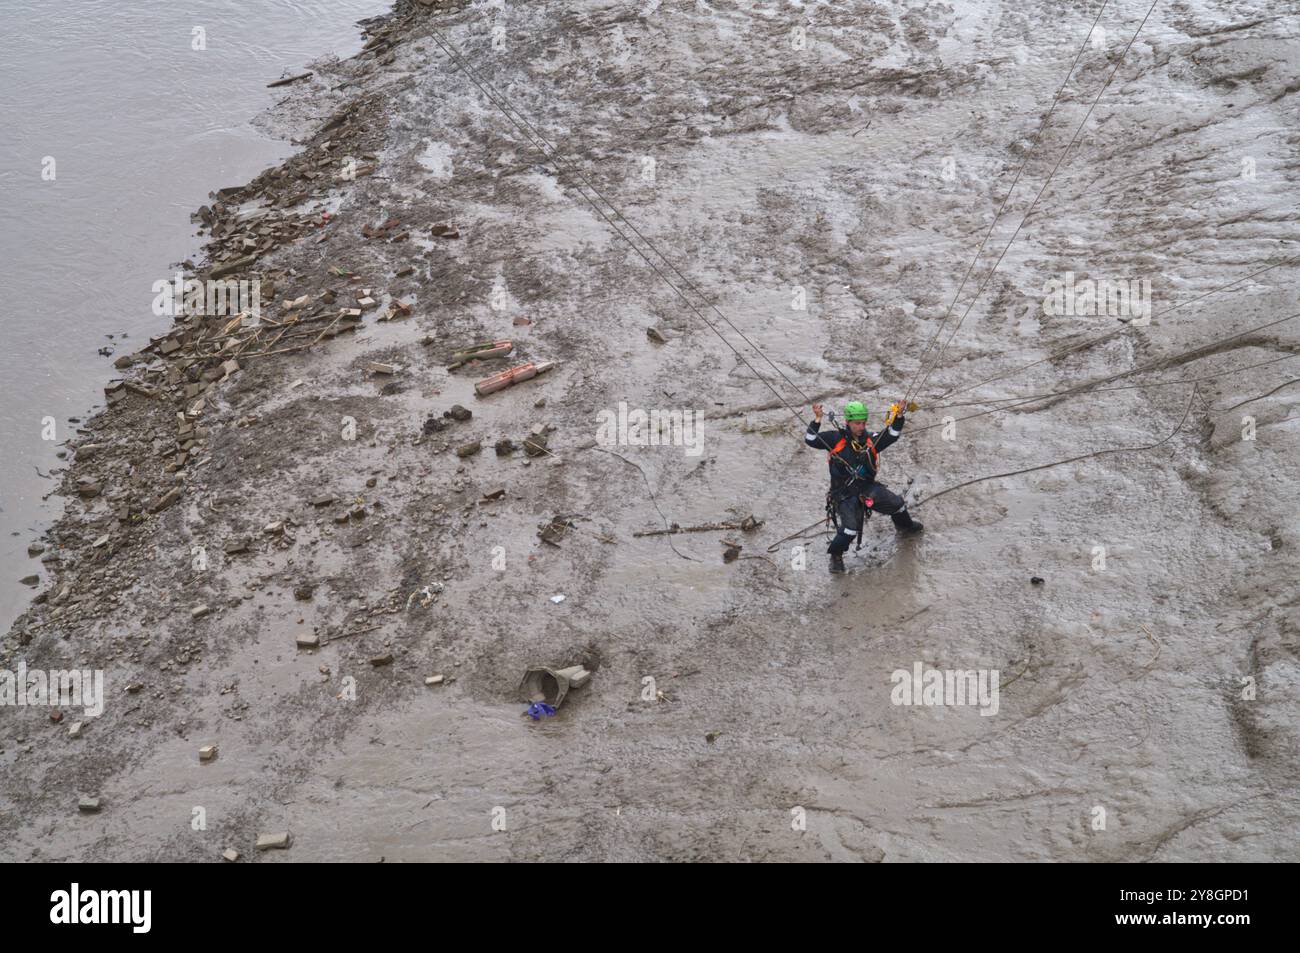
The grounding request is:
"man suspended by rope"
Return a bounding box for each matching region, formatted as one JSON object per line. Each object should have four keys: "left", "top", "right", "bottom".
{"left": 805, "top": 400, "right": 923, "bottom": 573}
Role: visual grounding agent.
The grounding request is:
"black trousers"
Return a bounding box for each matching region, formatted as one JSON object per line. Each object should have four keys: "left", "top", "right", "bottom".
{"left": 828, "top": 482, "right": 915, "bottom": 555}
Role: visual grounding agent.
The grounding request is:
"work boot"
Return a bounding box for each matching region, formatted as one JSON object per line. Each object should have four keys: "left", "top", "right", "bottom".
{"left": 895, "top": 518, "right": 924, "bottom": 536}
{"left": 829, "top": 553, "right": 847, "bottom": 573}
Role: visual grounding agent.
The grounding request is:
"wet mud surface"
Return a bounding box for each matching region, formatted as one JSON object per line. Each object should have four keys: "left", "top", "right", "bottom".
{"left": 3, "top": 0, "right": 1298, "bottom": 861}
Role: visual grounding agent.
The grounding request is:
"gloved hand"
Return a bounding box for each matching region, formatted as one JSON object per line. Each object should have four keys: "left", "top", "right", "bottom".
{"left": 892, "top": 412, "right": 906, "bottom": 430}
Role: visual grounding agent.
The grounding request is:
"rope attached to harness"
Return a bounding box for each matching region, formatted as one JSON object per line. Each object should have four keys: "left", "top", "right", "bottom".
{"left": 826, "top": 489, "right": 873, "bottom": 552}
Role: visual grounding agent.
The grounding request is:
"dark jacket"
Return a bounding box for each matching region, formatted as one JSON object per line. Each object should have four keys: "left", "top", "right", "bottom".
{"left": 805, "top": 416, "right": 903, "bottom": 499}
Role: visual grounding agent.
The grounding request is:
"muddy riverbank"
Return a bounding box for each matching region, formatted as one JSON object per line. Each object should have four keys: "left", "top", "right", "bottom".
{"left": 0, "top": 0, "right": 396, "bottom": 632}
{"left": 3, "top": 0, "right": 1298, "bottom": 861}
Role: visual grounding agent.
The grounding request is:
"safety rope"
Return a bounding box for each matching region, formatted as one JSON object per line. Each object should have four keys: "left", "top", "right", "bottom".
{"left": 905, "top": 0, "right": 1112, "bottom": 405}
{"left": 906, "top": 0, "right": 1163, "bottom": 406}
{"left": 926, "top": 253, "right": 1300, "bottom": 404}
{"left": 424, "top": 25, "right": 817, "bottom": 410}
{"left": 928, "top": 350, "right": 1300, "bottom": 412}
{"left": 908, "top": 310, "right": 1300, "bottom": 436}
{"left": 423, "top": 5, "right": 1292, "bottom": 562}
{"left": 424, "top": 21, "right": 878, "bottom": 484}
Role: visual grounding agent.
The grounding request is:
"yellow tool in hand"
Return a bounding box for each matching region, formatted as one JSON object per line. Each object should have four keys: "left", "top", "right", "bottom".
{"left": 884, "top": 400, "right": 919, "bottom": 426}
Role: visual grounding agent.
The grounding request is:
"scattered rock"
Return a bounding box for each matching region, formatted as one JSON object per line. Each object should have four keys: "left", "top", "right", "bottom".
{"left": 209, "top": 254, "right": 257, "bottom": 280}
{"left": 199, "top": 745, "right": 218, "bottom": 763}
{"left": 78, "top": 796, "right": 102, "bottom": 814}
{"left": 256, "top": 832, "right": 292, "bottom": 851}
{"left": 152, "top": 487, "right": 182, "bottom": 512}
{"left": 538, "top": 517, "right": 570, "bottom": 547}
{"left": 455, "top": 440, "right": 481, "bottom": 458}
{"left": 523, "top": 430, "right": 549, "bottom": 457}
{"left": 191, "top": 604, "right": 211, "bottom": 620}
{"left": 445, "top": 404, "right": 472, "bottom": 421}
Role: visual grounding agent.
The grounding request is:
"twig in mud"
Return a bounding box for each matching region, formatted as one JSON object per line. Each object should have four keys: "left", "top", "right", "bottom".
{"left": 238, "top": 329, "right": 347, "bottom": 359}
{"left": 238, "top": 342, "right": 310, "bottom": 359}
{"left": 527, "top": 442, "right": 560, "bottom": 459}
{"left": 267, "top": 72, "right": 313, "bottom": 88}
{"left": 309, "top": 315, "right": 343, "bottom": 347}
{"left": 322, "top": 624, "right": 382, "bottom": 645}
{"left": 897, "top": 605, "right": 931, "bottom": 626}
{"left": 232, "top": 328, "right": 263, "bottom": 356}
{"left": 999, "top": 659, "right": 1033, "bottom": 693}
{"left": 587, "top": 447, "right": 698, "bottom": 562}
{"left": 1139, "top": 623, "right": 1162, "bottom": 669}
{"left": 633, "top": 519, "right": 755, "bottom": 537}
{"left": 766, "top": 519, "right": 831, "bottom": 554}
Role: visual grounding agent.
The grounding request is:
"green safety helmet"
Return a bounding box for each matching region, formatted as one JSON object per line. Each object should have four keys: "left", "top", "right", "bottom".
{"left": 843, "top": 401, "right": 869, "bottom": 422}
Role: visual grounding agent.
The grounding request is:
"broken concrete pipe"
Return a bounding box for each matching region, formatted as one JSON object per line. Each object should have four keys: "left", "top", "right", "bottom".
{"left": 474, "top": 361, "right": 555, "bottom": 397}
{"left": 518, "top": 665, "right": 592, "bottom": 709}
